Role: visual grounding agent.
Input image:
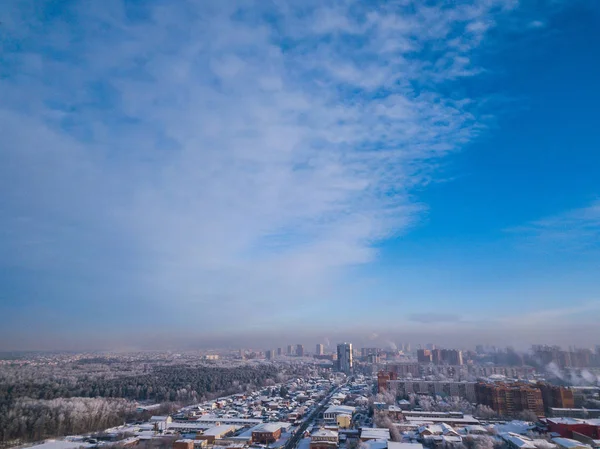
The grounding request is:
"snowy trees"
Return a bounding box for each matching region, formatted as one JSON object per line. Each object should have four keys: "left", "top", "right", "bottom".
{"left": 0, "top": 360, "right": 288, "bottom": 445}
{"left": 373, "top": 415, "right": 401, "bottom": 442}
{"left": 0, "top": 397, "right": 135, "bottom": 445}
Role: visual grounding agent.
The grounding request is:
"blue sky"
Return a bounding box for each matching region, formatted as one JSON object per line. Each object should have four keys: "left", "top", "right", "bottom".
{"left": 1, "top": 0, "right": 599, "bottom": 350}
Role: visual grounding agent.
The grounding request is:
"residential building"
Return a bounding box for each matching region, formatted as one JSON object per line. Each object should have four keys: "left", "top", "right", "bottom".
{"left": 475, "top": 382, "right": 545, "bottom": 417}
{"left": 539, "top": 383, "right": 575, "bottom": 412}
{"left": 337, "top": 343, "right": 353, "bottom": 374}
{"left": 418, "top": 349, "right": 432, "bottom": 363}
{"left": 442, "top": 349, "right": 463, "bottom": 366}
{"left": 316, "top": 344, "right": 324, "bottom": 356}
{"left": 389, "top": 363, "right": 420, "bottom": 377}
{"left": 297, "top": 344, "right": 305, "bottom": 357}
{"left": 361, "top": 348, "right": 379, "bottom": 358}
{"left": 388, "top": 380, "right": 476, "bottom": 402}
{"left": 377, "top": 371, "right": 397, "bottom": 393}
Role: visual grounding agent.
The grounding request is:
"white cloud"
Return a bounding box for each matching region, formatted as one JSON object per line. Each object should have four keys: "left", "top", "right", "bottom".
{"left": 0, "top": 0, "right": 518, "bottom": 326}
{"left": 509, "top": 200, "right": 600, "bottom": 252}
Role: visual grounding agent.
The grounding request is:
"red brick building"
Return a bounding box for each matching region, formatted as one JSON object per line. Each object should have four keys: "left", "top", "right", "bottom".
{"left": 475, "top": 382, "right": 545, "bottom": 417}
{"left": 377, "top": 371, "right": 397, "bottom": 393}
{"left": 252, "top": 424, "right": 283, "bottom": 444}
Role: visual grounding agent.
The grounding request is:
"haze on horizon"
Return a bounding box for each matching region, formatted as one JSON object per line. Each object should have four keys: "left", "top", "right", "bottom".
{"left": 1, "top": 0, "right": 600, "bottom": 351}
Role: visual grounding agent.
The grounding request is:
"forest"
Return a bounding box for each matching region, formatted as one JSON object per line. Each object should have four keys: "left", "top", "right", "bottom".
{"left": 0, "top": 356, "right": 286, "bottom": 447}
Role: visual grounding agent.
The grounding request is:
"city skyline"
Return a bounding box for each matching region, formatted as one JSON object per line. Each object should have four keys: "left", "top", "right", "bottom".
{"left": 1, "top": 1, "right": 600, "bottom": 350}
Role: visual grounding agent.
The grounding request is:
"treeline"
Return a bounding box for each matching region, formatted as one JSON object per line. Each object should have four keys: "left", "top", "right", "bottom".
{"left": 0, "top": 364, "right": 282, "bottom": 446}
{"left": 0, "top": 397, "right": 135, "bottom": 447}
{"left": 1, "top": 364, "right": 280, "bottom": 402}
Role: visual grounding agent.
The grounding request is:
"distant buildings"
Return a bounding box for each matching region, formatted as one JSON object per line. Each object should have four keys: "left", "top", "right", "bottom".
{"left": 277, "top": 348, "right": 282, "bottom": 356}
{"left": 377, "top": 371, "right": 398, "bottom": 393}
{"left": 417, "top": 348, "right": 463, "bottom": 365}
{"left": 337, "top": 343, "right": 353, "bottom": 373}
{"left": 475, "top": 382, "right": 545, "bottom": 417}
{"left": 265, "top": 350, "right": 274, "bottom": 360}
{"left": 388, "top": 380, "right": 477, "bottom": 402}
{"left": 316, "top": 344, "right": 324, "bottom": 356}
{"left": 418, "top": 349, "right": 432, "bottom": 363}
{"left": 296, "top": 344, "right": 305, "bottom": 357}
{"left": 287, "top": 345, "right": 294, "bottom": 356}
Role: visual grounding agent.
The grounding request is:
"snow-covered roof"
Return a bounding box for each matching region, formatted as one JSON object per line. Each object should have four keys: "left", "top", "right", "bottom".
{"left": 388, "top": 443, "right": 424, "bottom": 449}
{"left": 552, "top": 438, "right": 591, "bottom": 449}
{"left": 501, "top": 433, "right": 537, "bottom": 449}
{"left": 361, "top": 428, "right": 391, "bottom": 440}
{"left": 325, "top": 405, "right": 356, "bottom": 415}
{"left": 312, "top": 429, "right": 339, "bottom": 438}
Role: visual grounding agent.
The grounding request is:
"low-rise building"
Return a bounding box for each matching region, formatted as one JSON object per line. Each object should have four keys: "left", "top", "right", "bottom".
{"left": 552, "top": 437, "right": 592, "bottom": 449}
{"left": 196, "top": 425, "right": 236, "bottom": 442}
{"left": 173, "top": 440, "right": 195, "bottom": 449}
{"left": 252, "top": 423, "right": 283, "bottom": 444}
{"left": 310, "top": 429, "right": 339, "bottom": 449}
{"left": 360, "top": 428, "right": 391, "bottom": 441}
{"left": 324, "top": 405, "right": 356, "bottom": 423}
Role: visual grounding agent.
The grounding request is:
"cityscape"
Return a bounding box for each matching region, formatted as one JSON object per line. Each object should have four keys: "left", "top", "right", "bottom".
{"left": 1, "top": 343, "right": 600, "bottom": 449}
{"left": 1, "top": 2, "right": 600, "bottom": 449}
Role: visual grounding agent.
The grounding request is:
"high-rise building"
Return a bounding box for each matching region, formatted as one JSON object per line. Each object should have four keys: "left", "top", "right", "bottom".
{"left": 431, "top": 349, "right": 442, "bottom": 364}
{"left": 316, "top": 344, "right": 324, "bottom": 356}
{"left": 417, "top": 349, "right": 432, "bottom": 363}
{"left": 426, "top": 343, "right": 436, "bottom": 350}
{"left": 475, "top": 382, "right": 545, "bottom": 417}
{"left": 287, "top": 345, "right": 294, "bottom": 356}
{"left": 296, "top": 344, "right": 305, "bottom": 357}
{"left": 277, "top": 348, "right": 282, "bottom": 356}
{"left": 337, "top": 342, "right": 353, "bottom": 373}
{"left": 377, "top": 371, "right": 398, "bottom": 392}
{"left": 265, "top": 350, "right": 274, "bottom": 360}
{"left": 538, "top": 383, "right": 575, "bottom": 412}
{"left": 361, "top": 347, "right": 379, "bottom": 358}
{"left": 441, "top": 349, "right": 464, "bottom": 365}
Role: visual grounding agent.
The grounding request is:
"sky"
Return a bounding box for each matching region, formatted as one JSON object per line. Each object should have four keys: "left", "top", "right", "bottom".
{"left": 1, "top": 0, "right": 600, "bottom": 351}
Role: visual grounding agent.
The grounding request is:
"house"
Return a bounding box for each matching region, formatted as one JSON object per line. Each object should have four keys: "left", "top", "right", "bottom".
{"left": 150, "top": 416, "right": 173, "bottom": 431}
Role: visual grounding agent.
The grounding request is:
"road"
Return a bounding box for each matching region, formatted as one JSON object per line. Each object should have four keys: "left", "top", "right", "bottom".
{"left": 282, "top": 384, "right": 342, "bottom": 449}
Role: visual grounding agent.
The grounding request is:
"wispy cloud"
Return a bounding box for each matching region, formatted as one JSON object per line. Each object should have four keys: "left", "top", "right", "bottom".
{"left": 1, "top": 0, "right": 520, "bottom": 327}
{"left": 509, "top": 200, "right": 600, "bottom": 252}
